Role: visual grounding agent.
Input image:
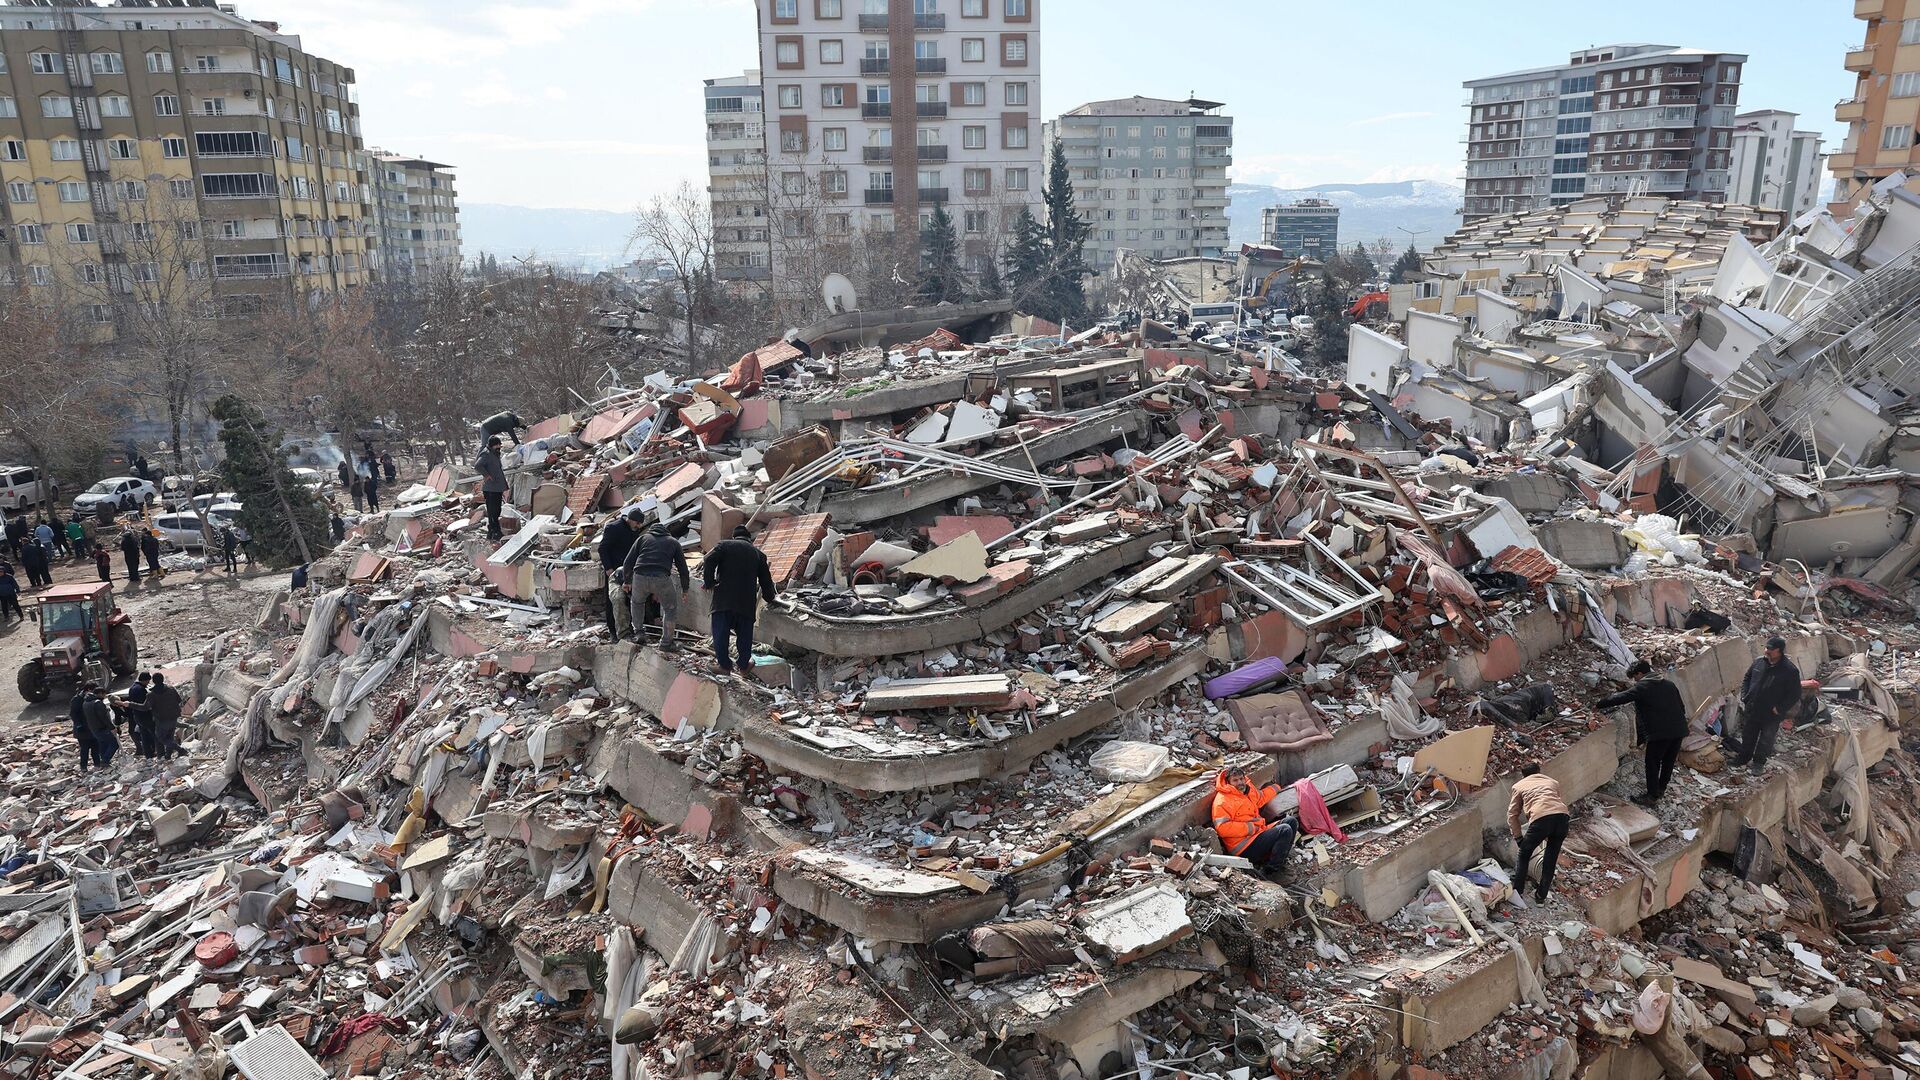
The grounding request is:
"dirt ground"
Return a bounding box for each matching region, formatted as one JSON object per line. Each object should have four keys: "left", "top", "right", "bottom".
{"left": 0, "top": 551, "right": 290, "bottom": 732}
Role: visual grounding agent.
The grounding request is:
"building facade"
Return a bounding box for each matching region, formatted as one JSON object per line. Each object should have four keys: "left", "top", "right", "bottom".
{"left": 0, "top": 0, "right": 374, "bottom": 328}
{"left": 1259, "top": 198, "right": 1338, "bottom": 259}
{"left": 369, "top": 151, "right": 459, "bottom": 278}
{"left": 1041, "top": 96, "right": 1230, "bottom": 270}
{"left": 1462, "top": 44, "right": 1743, "bottom": 223}
{"left": 749, "top": 0, "right": 1041, "bottom": 291}
{"left": 1728, "top": 110, "right": 1823, "bottom": 216}
{"left": 1832, "top": 1, "right": 1920, "bottom": 213}
{"left": 705, "top": 70, "right": 771, "bottom": 284}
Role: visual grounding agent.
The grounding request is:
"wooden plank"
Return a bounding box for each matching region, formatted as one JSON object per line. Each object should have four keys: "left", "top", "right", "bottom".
{"left": 1139, "top": 554, "right": 1224, "bottom": 602}
{"left": 861, "top": 674, "right": 1014, "bottom": 712}
{"left": 1671, "top": 955, "right": 1758, "bottom": 1012}
{"left": 1112, "top": 556, "right": 1187, "bottom": 599}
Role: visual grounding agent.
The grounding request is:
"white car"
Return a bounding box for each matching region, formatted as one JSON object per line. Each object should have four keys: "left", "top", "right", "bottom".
{"left": 152, "top": 511, "right": 209, "bottom": 549}
{"left": 290, "top": 467, "right": 329, "bottom": 492}
{"left": 205, "top": 502, "right": 244, "bottom": 529}
{"left": 73, "top": 476, "right": 159, "bottom": 515}
{"left": 1290, "top": 315, "right": 1317, "bottom": 334}
{"left": 188, "top": 492, "right": 237, "bottom": 517}
{"left": 0, "top": 465, "right": 45, "bottom": 510}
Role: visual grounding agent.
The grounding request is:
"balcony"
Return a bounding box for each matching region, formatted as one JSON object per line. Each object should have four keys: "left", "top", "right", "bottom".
{"left": 862, "top": 101, "right": 892, "bottom": 119}
{"left": 917, "top": 187, "right": 948, "bottom": 202}
{"left": 914, "top": 13, "right": 944, "bottom": 29}
{"left": 213, "top": 258, "right": 290, "bottom": 279}
{"left": 858, "top": 13, "right": 888, "bottom": 29}
{"left": 860, "top": 57, "right": 889, "bottom": 74}
{"left": 1831, "top": 151, "right": 1857, "bottom": 171}
{"left": 916, "top": 145, "right": 947, "bottom": 161}
{"left": 1857, "top": 0, "right": 1884, "bottom": 16}
{"left": 915, "top": 101, "right": 947, "bottom": 118}
{"left": 1837, "top": 97, "right": 1867, "bottom": 122}
{"left": 1660, "top": 92, "right": 1699, "bottom": 105}
{"left": 864, "top": 188, "right": 894, "bottom": 204}
{"left": 863, "top": 146, "right": 894, "bottom": 162}
{"left": 915, "top": 57, "right": 946, "bottom": 74}
{"left": 1846, "top": 46, "right": 1875, "bottom": 72}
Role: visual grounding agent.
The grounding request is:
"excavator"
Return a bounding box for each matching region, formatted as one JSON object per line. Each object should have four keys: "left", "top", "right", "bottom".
{"left": 1347, "top": 290, "right": 1390, "bottom": 321}
{"left": 1241, "top": 257, "right": 1309, "bottom": 315}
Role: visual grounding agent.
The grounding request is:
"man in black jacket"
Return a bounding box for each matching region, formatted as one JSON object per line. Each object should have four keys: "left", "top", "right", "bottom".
{"left": 477, "top": 436, "right": 509, "bottom": 541}
{"left": 148, "top": 673, "right": 184, "bottom": 757}
{"left": 1730, "top": 637, "right": 1801, "bottom": 771}
{"left": 70, "top": 688, "right": 97, "bottom": 769}
{"left": 598, "top": 507, "right": 645, "bottom": 641}
{"left": 119, "top": 527, "right": 141, "bottom": 584}
{"left": 139, "top": 527, "right": 161, "bottom": 576}
{"left": 19, "top": 539, "right": 48, "bottom": 589}
{"left": 703, "top": 525, "right": 778, "bottom": 678}
{"left": 82, "top": 685, "right": 117, "bottom": 767}
{"left": 621, "top": 522, "right": 689, "bottom": 651}
{"left": 1597, "top": 659, "right": 1688, "bottom": 805}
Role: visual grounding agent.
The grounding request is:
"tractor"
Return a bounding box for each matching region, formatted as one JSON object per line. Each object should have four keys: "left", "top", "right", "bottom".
{"left": 15, "top": 581, "right": 137, "bottom": 703}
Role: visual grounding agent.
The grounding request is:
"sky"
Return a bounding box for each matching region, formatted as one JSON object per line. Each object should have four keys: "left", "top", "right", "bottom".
{"left": 239, "top": 0, "right": 1864, "bottom": 212}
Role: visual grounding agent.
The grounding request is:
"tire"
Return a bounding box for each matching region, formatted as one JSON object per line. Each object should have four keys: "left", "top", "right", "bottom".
{"left": 16, "top": 662, "right": 48, "bottom": 704}
{"left": 107, "top": 623, "right": 137, "bottom": 677}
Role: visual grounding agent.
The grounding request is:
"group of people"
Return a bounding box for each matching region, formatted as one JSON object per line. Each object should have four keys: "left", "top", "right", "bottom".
{"left": 4, "top": 512, "right": 90, "bottom": 566}
{"left": 69, "top": 672, "right": 186, "bottom": 769}
{"left": 337, "top": 448, "right": 398, "bottom": 513}
{"left": 592, "top": 506, "right": 779, "bottom": 681}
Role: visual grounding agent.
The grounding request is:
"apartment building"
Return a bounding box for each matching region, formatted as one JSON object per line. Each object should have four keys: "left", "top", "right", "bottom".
{"left": 750, "top": 0, "right": 1041, "bottom": 288}
{"left": 1462, "top": 44, "right": 1744, "bottom": 223}
{"left": 705, "top": 70, "right": 771, "bottom": 285}
{"left": 368, "top": 151, "right": 459, "bottom": 278}
{"left": 1832, "top": 0, "right": 1920, "bottom": 213}
{"left": 1728, "top": 110, "right": 1823, "bottom": 216}
{"left": 1041, "top": 96, "right": 1231, "bottom": 270}
{"left": 0, "top": 0, "right": 374, "bottom": 328}
{"left": 1259, "top": 198, "right": 1338, "bottom": 259}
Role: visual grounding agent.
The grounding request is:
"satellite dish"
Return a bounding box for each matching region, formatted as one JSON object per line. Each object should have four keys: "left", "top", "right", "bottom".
{"left": 822, "top": 273, "right": 859, "bottom": 315}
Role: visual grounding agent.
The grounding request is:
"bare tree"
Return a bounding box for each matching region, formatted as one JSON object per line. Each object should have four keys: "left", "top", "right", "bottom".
{"left": 0, "top": 285, "right": 110, "bottom": 487}
{"left": 632, "top": 180, "right": 714, "bottom": 374}
{"left": 479, "top": 266, "right": 616, "bottom": 417}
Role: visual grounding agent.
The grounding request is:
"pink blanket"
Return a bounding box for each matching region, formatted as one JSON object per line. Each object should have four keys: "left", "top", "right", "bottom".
{"left": 1292, "top": 778, "right": 1348, "bottom": 843}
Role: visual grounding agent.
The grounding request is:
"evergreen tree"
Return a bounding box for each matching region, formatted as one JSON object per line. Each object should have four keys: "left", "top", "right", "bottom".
{"left": 1039, "top": 140, "right": 1093, "bottom": 323}
{"left": 211, "top": 394, "right": 330, "bottom": 568}
{"left": 1003, "top": 207, "right": 1049, "bottom": 309}
{"left": 1348, "top": 243, "right": 1377, "bottom": 281}
{"left": 916, "top": 206, "right": 966, "bottom": 305}
{"left": 1388, "top": 244, "right": 1423, "bottom": 285}
{"left": 1310, "top": 270, "right": 1350, "bottom": 367}
{"left": 977, "top": 251, "right": 1005, "bottom": 299}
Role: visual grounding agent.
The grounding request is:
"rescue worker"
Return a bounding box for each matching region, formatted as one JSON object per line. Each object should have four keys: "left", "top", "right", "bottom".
{"left": 1211, "top": 767, "right": 1299, "bottom": 876}
{"left": 1730, "top": 637, "right": 1802, "bottom": 772}
{"left": 702, "top": 525, "right": 777, "bottom": 679}
{"left": 148, "top": 673, "right": 184, "bottom": 758}
{"left": 619, "top": 522, "right": 689, "bottom": 652}
{"left": 597, "top": 507, "right": 645, "bottom": 641}
{"left": 1596, "top": 658, "right": 1688, "bottom": 805}
{"left": 1507, "top": 763, "right": 1570, "bottom": 904}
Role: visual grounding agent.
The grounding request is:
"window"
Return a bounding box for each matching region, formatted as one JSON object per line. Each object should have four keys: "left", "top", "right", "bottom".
{"left": 89, "top": 305, "right": 112, "bottom": 325}
{"left": 162, "top": 138, "right": 187, "bottom": 158}
{"left": 58, "top": 182, "right": 87, "bottom": 202}
{"left": 147, "top": 50, "right": 173, "bottom": 73}
{"left": 774, "top": 0, "right": 797, "bottom": 15}
{"left": 1005, "top": 125, "right": 1028, "bottom": 148}
{"left": 820, "top": 0, "right": 842, "bottom": 14}
{"left": 131, "top": 262, "right": 157, "bottom": 283}
{"left": 963, "top": 0, "right": 984, "bottom": 13}
{"left": 822, "top": 84, "right": 846, "bottom": 106}
{"left": 275, "top": 57, "right": 293, "bottom": 82}
{"left": 100, "top": 95, "right": 131, "bottom": 117}
{"left": 865, "top": 39, "right": 889, "bottom": 59}
{"left": 961, "top": 83, "right": 985, "bottom": 106}
{"left": 90, "top": 51, "right": 124, "bottom": 74}
{"left": 781, "top": 127, "right": 805, "bottom": 152}
{"left": 1006, "top": 0, "right": 1027, "bottom": 14}
{"left": 964, "top": 168, "right": 989, "bottom": 193}
{"left": 915, "top": 83, "right": 941, "bottom": 103}
{"left": 1895, "top": 72, "right": 1920, "bottom": 98}
{"left": 30, "top": 51, "right": 63, "bottom": 75}
{"left": 16, "top": 224, "right": 44, "bottom": 244}
{"left": 778, "top": 85, "right": 801, "bottom": 108}
{"left": 782, "top": 172, "right": 805, "bottom": 195}
{"left": 41, "top": 95, "right": 73, "bottom": 118}
{"left": 1884, "top": 124, "right": 1913, "bottom": 150}
{"left": 326, "top": 108, "right": 342, "bottom": 133}
{"left": 50, "top": 139, "right": 81, "bottom": 161}
{"left": 67, "top": 224, "right": 96, "bottom": 243}
{"left": 129, "top": 221, "right": 154, "bottom": 240}
{"left": 119, "top": 180, "right": 146, "bottom": 201}
{"left": 1003, "top": 37, "right": 1026, "bottom": 62}
{"left": 821, "top": 39, "right": 843, "bottom": 63}
{"left": 865, "top": 84, "right": 890, "bottom": 104}
{"left": 154, "top": 93, "right": 180, "bottom": 116}
{"left": 824, "top": 127, "right": 848, "bottom": 151}
{"left": 1006, "top": 167, "right": 1029, "bottom": 190}
{"left": 1904, "top": 17, "right": 1920, "bottom": 44}
{"left": 0, "top": 98, "right": 12, "bottom": 118}
{"left": 297, "top": 103, "right": 307, "bottom": 124}
{"left": 200, "top": 97, "right": 227, "bottom": 116}
{"left": 220, "top": 218, "right": 244, "bottom": 238}
{"left": 107, "top": 139, "right": 137, "bottom": 160}
{"left": 776, "top": 40, "right": 801, "bottom": 65}
{"left": 964, "top": 125, "right": 986, "bottom": 149}
{"left": 0, "top": 141, "right": 23, "bottom": 161}
{"left": 169, "top": 179, "right": 193, "bottom": 199}
{"left": 5, "top": 181, "right": 30, "bottom": 203}
{"left": 1127, "top": 126, "right": 1141, "bottom": 138}
{"left": 27, "top": 265, "right": 50, "bottom": 287}
{"left": 914, "top": 0, "right": 938, "bottom": 13}
{"left": 1005, "top": 82, "right": 1028, "bottom": 106}
{"left": 201, "top": 173, "right": 276, "bottom": 197}
{"left": 964, "top": 209, "right": 988, "bottom": 232}
{"left": 825, "top": 171, "right": 848, "bottom": 194}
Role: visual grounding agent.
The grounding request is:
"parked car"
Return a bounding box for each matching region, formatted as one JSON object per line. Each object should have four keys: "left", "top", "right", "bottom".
{"left": 188, "top": 492, "right": 237, "bottom": 517}
{"left": 289, "top": 467, "right": 329, "bottom": 492}
{"left": 205, "top": 502, "right": 244, "bottom": 529}
{"left": 73, "top": 476, "right": 159, "bottom": 515}
{"left": 1290, "top": 315, "right": 1316, "bottom": 334}
{"left": 152, "top": 511, "right": 209, "bottom": 549}
{"left": 0, "top": 465, "right": 45, "bottom": 510}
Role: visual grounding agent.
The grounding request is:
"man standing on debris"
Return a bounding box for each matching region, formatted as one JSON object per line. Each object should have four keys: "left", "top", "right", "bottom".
{"left": 119, "top": 525, "right": 141, "bottom": 584}
{"left": 1211, "top": 767, "right": 1299, "bottom": 877}
{"left": 119, "top": 672, "right": 155, "bottom": 758}
{"left": 1730, "top": 636, "right": 1802, "bottom": 772}
{"left": 620, "top": 521, "right": 689, "bottom": 652}
{"left": 330, "top": 510, "right": 346, "bottom": 545}
{"left": 148, "top": 672, "right": 183, "bottom": 757}
{"left": 1507, "top": 763, "right": 1570, "bottom": 904}
{"left": 598, "top": 506, "right": 645, "bottom": 640}
{"left": 70, "top": 686, "right": 97, "bottom": 769}
{"left": 703, "top": 524, "right": 778, "bottom": 678}
{"left": 477, "top": 435, "right": 510, "bottom": 542}
{"left": 82, "top": 684, "right": 117, "bottom": 767}
{"left": 1596, "top": 659, "right": 1688, "bottom": 805}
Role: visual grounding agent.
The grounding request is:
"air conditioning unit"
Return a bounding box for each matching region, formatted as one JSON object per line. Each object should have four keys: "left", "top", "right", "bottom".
{"left": 243, "top": 89, "right": 254, "bottom": 98}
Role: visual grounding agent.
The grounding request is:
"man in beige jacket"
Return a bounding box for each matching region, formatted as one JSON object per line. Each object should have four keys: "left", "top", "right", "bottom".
{"left": 1507, "top": 763, "right": 1570, "bottom": 904}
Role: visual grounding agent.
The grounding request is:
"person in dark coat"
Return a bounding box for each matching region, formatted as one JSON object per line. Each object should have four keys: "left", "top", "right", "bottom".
{"left": 47, "top": 509, "right": 67, "bottom": 557}
{"left": 476, "top": 436, "right": 509, "bottom": 541}
{"left": 0, "top": 564, "right": 20, "bottom": 623}
{"left": 1597, "top": 659, "right": 1689, "bottom": 805}
{"left": 1730, "top": 637, "right": 1802, "bottom": 771}
{"left": 20, "top": 540, "right": 50, "bottom": 588}
{"left": 597, "top": 507, "right": 645, "bottom": 640}
{"left": 139, "top": 527, "right": 161, "bottom": 576}
{"left": 82, "top": 685, "right": 117, "bottom": 767}
{"left": 3, "top": 514, "right": 23, "bottom": 560}
{"left": 116, "top": 672, "right": 155, "bottom": 758}
{"left": 119, "top": 527, "right": 141, "bottom": 583}
{"left": 330, "top": 511, "right": 346, "bottom": 544}
{"left": 337, "top": 458, "right": 353, "bottom": 493}
{"left": 479, "top": 411, "right": 526, "bottom": 446}
{"left": 702, "top": 525, "right": 777, "bottom": 678}
{"left": 92, "top": 543, "right": 111, "bottom": 583}
{"left": 381, "top": 451, "right": 397, "bottom": 483}
{"left": 71, "top": 688, "right": 98, "bottom": 769}
{"left": 349, "top": 470, "right": 364, "bottom": 512}
{"left": 620, "top": 522, "right": 689, "bottom": 651}
{"left": 219, "top": 525, "right": 239, "bottom": 573}
{"left": 362, "top": 451, "right": 381, "bottom": 511}
{"left": 148, "top": 673, "right": 184, "bottom": 757}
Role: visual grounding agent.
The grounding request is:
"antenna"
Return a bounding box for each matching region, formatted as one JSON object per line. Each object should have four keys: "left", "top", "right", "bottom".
{"left": 821, "top": 273, "right": 859, "bottom": 315}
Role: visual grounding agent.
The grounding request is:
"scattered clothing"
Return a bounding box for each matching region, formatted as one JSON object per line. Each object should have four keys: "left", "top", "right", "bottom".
{"left": 1289, "top": 778, "right": 1348, "bottom": 843}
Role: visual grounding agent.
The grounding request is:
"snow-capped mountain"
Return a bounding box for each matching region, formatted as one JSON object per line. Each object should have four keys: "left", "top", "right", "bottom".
{"left": 1227, "top": 180, "right": 1464, "bottom": 253}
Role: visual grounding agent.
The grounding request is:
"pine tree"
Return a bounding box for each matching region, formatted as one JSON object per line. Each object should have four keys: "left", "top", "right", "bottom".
{"left": 1348, "top": 243, "right": 1377, "bottom": 281}
{"left": 211, "top": 395, "right": 331, "bottom": 568}
{"left": 1039, "top": 139, "right": 1092, "bottom": 323}
{"left": 916, "top": 206, "right": 966, "bottom": 305}
{"left": 1311, "top": 270, "right": 1350, "bottom": 366}
{"left": 1388, "top": 244, "right": 1423, "bottom": 285}
{"left": 1003, "top": 207, "right": 1050, "bottom": 309}
{"left": 977, "top": 252, "right": 1004, "bottom": 299}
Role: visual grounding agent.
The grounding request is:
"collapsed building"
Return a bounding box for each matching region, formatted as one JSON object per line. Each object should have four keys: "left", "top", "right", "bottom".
{"left": 8, "top": 184, "right": 1920, "bottom": 1080}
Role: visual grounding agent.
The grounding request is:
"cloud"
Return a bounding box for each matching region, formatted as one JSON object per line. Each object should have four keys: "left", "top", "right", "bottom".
{"left": 543, "top": 86, "right": 569, "bottom": 101}
{"left": 1351, "top": 111, "right": 1435, "bottom": 127}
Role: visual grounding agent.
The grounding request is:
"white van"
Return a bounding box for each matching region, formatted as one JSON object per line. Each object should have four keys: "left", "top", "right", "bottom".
{"left": 1187, "top": 302, "right": 1240, "bottom": 326}
{"left": 0, "top": 465, "right": 43, "bottom": 509}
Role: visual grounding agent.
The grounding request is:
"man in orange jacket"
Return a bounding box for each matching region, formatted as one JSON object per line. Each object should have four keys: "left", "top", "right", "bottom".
{"left": 1212, "top": 767, "right": 1299, "bottom": 875}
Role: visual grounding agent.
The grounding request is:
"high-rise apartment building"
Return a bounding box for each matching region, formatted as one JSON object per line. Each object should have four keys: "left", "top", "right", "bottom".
{"left": 1728, "top": 110, "right": 1823, "bottom": 216}
{"left": 1042, "top": 96, "right": 1231, "bottom": 270}
{"left": 705, "top": 70, "right": 771, "bottom": 285}
{"left": 0, "top": 1, "right": 374, "bottom": 327}
{"left": 749, "top": 0, "right": 1041, "bottom": 292}
{"left": 1832, "top": 1, "right": 1920, "bottom": 213}
{"left": 1260, "top": 198, "right": 1338, "bottom": 259}
{"left": 1462, "top": 44, "right": 1744, "bottom": 223}
{"left": 369, "top": 151, "right": 460, "bottom": 278}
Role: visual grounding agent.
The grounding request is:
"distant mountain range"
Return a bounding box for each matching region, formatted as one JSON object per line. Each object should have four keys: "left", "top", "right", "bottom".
{"left": 1227, "top": 180, "right": 1464, "bottom": 254}
{"left": 462, "top": 203, "right": 635, "bottom": 271}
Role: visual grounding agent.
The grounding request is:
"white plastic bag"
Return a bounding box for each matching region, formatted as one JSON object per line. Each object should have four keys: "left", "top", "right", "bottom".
{"left": 1088, "top": 740, "right": 1170, "bottom": 782}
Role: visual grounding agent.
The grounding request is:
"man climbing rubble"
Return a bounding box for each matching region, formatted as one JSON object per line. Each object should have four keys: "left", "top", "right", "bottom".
{"left": 702, "top": 524, "right": 778, "bottom": 679}
{"left": 1507, "top": 763, "right": 1569, "bottom": 904}
{"left": 598, "top": 506, "right": 645, "bottom": 641}
{"left": 1211, "top": 767, "right": 1299, "bottom": 877}
{"left": 620, "top": 521, "right": 689, "bottom": 651}
{"left": 1729, "top": 636, "right": 1801, "bottom": 772}
{"left": 1596, "top": 659, "right": 1687, "bottom": 806}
